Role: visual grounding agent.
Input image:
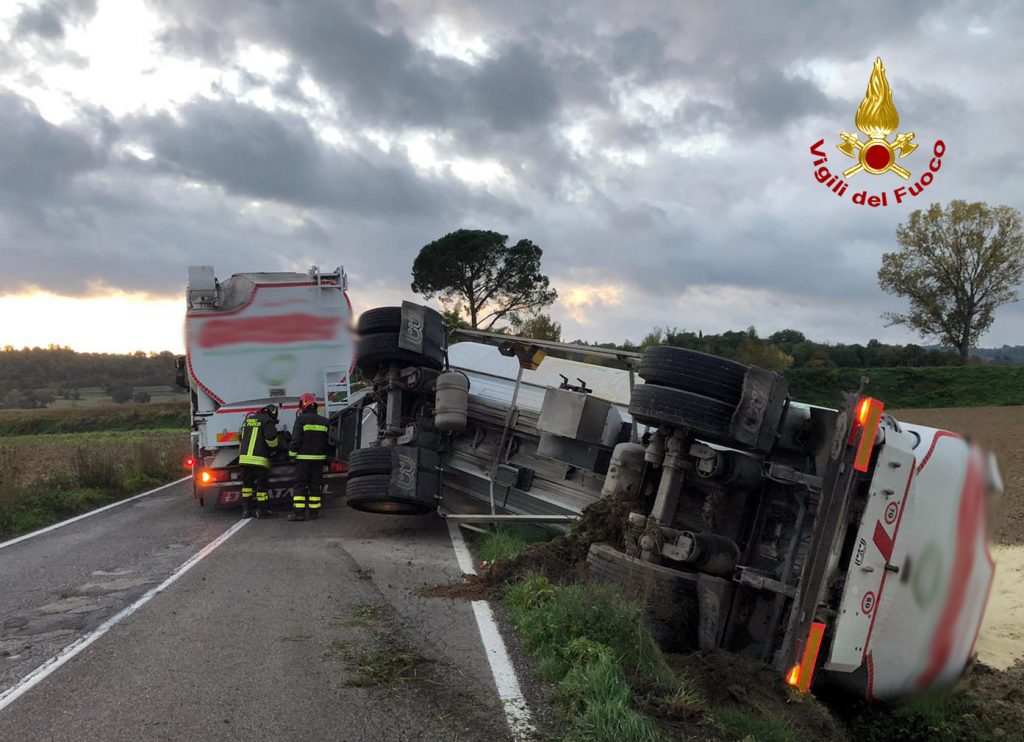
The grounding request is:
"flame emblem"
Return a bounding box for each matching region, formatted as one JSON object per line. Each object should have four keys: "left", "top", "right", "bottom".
{"left": 837, "top": 57, "right": 917, "bottom": 179}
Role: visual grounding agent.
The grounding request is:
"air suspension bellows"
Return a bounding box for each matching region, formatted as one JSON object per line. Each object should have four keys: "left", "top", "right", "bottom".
{"left": 434, "top": 371, "right": 469, "bottom": 432}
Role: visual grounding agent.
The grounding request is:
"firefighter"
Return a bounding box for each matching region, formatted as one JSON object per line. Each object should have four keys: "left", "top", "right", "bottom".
{"left": 287, "top": 393, "right": 330, "bottom": 521}
{"left": 238, "top": 404, "right": 281, "bottom": 519}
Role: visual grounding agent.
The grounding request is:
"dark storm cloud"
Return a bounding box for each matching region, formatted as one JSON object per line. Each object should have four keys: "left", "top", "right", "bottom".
{"left": 3, "top": 0, "right": 1024, "bottom": 346}
{"left": 0, "top": 92, "right": 107, "bottom": 205}
{"left": 131, "top": 97, "right": 450, "bottom": 216}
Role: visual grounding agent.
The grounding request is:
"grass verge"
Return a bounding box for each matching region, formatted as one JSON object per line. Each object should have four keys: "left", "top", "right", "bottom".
{"left": 504, "top": 575, "right": 701, "bottom": 741}
{"left": 0, "top": 430, "right": 189, "bottom": 539}
{"left": 474, "top": 524, "right": 554, "bottom": 566}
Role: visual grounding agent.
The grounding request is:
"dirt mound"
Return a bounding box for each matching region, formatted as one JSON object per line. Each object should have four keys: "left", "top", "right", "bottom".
{"left": 424, "top": 494, "right": 634, "bottom": 600}
{"left": 667, "top": 650, "right": 850, "bottom": 741}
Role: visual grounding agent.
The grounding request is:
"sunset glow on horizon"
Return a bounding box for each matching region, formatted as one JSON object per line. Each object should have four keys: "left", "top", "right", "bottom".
{"left": 0, "top": 291, "right": 184, "bottom": 354}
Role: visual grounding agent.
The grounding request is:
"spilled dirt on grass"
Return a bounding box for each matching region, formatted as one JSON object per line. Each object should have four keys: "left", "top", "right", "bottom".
{"left": 422, "top": 493, "right": 634, "bottom": 600}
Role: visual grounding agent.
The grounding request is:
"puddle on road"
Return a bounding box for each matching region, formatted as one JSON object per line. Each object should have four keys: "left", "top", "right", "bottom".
{"left": 976, "top": 544, "right": 1024, "bottom": 670}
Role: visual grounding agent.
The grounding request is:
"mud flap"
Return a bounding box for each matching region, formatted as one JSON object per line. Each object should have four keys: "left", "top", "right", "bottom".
{"left": 696, "top": 574, "right": 734, "bottom": 651}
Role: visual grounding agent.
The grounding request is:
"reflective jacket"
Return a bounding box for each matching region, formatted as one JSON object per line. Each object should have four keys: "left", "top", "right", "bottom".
{"left": 238, "top": 412, "right": 280, "bottom": 468}
{"left": 290, "top": 409, "right": 330, "bottom": 461}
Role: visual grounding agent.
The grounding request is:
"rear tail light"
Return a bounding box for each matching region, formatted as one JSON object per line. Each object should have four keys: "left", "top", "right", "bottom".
{"left": 786, "top": 621, "right": 827, "bottom": 694}
{"left": 328, "top": 461, "right": 348, "bottom": 474}
{"left": 199, "top": 469, "right": 230, "bottom": 484}
{"left": 184, "top": 456, "right": 195, "bottom": 469}
{"left": 850, "top": 396, "right": 884, "bottom": 472}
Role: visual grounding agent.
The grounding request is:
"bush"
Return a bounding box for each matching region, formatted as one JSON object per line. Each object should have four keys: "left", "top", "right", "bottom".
{"left": 132, "top": 390, "right": 151, "bottom": 404}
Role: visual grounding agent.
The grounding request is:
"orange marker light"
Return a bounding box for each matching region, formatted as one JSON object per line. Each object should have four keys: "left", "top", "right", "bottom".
{"left": 200, "top": 470, "right": 213, "bottom": 484}
{"left": 853, "top": 397, "right": 884, "bottom": 472}
{"left": 793, "top": 622, "right": 827, "bottom": 694}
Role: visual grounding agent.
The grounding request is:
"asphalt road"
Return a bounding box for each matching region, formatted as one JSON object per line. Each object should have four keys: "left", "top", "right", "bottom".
{"left": 0, "top": 482, "right": 514, "bottom": 741}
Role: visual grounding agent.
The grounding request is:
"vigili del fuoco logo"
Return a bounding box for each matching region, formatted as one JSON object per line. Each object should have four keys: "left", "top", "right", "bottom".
{"left": 809, "top": 57, "right": 945, "bottom": 207}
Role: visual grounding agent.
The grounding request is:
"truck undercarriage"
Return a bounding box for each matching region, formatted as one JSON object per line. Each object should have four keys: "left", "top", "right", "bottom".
{"left": 332, "top": 303, "right": 1001, "bottom": 701}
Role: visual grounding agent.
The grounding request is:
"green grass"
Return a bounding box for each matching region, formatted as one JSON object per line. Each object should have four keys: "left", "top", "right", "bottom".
{"left": 785, "top": 366, "right": 1024, "bottom": 408}
{"left": 503, "top": 575, "right": 690, "bottom": 741}
{"left": 475, "top": 524, "right": 554, "bottom": 565}
{"left": 333, "top": 603, "right": 385, "bottom": 629}
{"left": 0, "top": 402, "right": 189, "bottom": 435}
{"left": 716, "top": 709, "right": 795, "bottom": 742}
{"left": 330, "top": 640, "right": 427, "bottom": 687}
{"left": 0, "top": 430, "right": 189, "bottom": 539}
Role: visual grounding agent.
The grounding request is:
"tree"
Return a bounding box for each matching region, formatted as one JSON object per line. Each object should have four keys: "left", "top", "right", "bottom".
{"left": 110, "top": 386, "right": 132, "bottom": 403}
{"left": 512, "top": 312, "right": 562, "bottom": 342}
{"left": 879, "top": 201, "right": 1024, "bottom": 362}
{"left": 411, "top": 229, "right": 557, "bottom": 330}
{"left": 735, "top": 328, "right": 794, "bottom": 373}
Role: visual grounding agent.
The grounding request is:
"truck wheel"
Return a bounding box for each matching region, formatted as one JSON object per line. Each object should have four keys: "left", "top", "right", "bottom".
{"left": 357, "top": 306, "right": 447, "bottom": 345}
{"left": 345, "top": 473, "right": 438, "bottom": 515}
{"left": 628, "top": 383, "right": 734, "bottom": 438}
{"left": 638, "top": 347, "right": 748, "bottom": 405}
{"left": 347, "top": 447, "right": 394, "bottom": 477}
{"left": 587, "top": 543, "right": 698, "bottom": 651}
{"left": 355, "top": 332, "right": 444, "bottom": 374}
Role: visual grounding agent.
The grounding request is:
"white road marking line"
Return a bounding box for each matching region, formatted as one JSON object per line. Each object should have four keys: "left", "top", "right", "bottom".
{"left": 0, "top": 476, "right": 190, "bottom": 551}
{"left": 0, "top": 518, "right": 250, "bottom": 713}
{"left": 447, "top": 520, "right": 534, "bottom": 740}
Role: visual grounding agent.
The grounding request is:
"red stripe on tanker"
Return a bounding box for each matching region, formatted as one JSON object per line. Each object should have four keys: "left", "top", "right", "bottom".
{"left": 198, "top": 313, "right": 342, "bottom": 348}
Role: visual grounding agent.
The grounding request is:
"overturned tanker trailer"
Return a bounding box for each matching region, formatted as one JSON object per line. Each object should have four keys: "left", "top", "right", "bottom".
{"left": 331, "top": 303, "right": 1003, "bottom": 701}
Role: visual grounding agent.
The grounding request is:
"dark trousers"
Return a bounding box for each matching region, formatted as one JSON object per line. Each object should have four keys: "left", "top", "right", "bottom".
{"left": 294, "top": 461, "right": 324, "bottom": 511}
{"left": 241, "top": 466, "right": 270, "bottom": 504}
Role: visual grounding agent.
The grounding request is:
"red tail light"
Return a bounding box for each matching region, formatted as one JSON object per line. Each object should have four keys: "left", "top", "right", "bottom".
{"left": 328, "top": 460, "right": 348, "bottom": 474}
{"left": 184, "top": 456, "right": 195, "bottom": 469}
{"left": 199, "top": 469, "right": 230, "bottom": 484}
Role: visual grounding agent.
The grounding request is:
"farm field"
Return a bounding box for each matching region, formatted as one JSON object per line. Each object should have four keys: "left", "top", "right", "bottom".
{"left": 892, "top": 405, "right": 1023, "bottom": 544}
{"left": 0, "top": 424, "right": 189, "bottom": 539}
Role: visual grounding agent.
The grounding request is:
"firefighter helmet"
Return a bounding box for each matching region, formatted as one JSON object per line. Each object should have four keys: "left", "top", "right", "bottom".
{"left": 298, "top": 392, "right": 316, "bottom": 410}
{"left": 262, "top": 404, "right": 279, "bottom": 421}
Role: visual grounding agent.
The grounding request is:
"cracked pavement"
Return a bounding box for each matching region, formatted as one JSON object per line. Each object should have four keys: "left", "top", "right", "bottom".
{"left": 0, "top": 482, "right": 512, "bottom": 741}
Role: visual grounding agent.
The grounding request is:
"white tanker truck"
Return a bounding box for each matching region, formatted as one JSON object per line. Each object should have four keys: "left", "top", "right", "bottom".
{"left": 176, "top": 266, "right": 353, "bottom": 507}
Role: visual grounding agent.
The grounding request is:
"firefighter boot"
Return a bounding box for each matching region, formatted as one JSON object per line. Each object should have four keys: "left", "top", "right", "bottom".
{"left": 241, "top": 500, "right": 254, "bottom": 519}
{"left": 287, "top": 509, "right": 307, "bottom": 522}
{"left": 308, "top": 508, "right": 319, "bottom": 520}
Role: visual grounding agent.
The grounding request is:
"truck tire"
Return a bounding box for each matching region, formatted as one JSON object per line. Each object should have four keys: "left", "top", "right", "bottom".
{"left": 347, "top": 447, "right": 394, "bottom": 478}
{"left": 587, "top": 543, "right": 698, "bottom": 651}
{"left": 357, "top": 306, "right": 447, "bottom": 346}
{"left": 638, "top": 347, "right": 749, "bottom": 405}
{"left": 355, "top": 332, "right": 444, "bottom": 374}
{"left": 628, "top": 383, "right": 734, "bottom": 438}
{"left": 345, "top": 473, "right": 438, "bottom": 515}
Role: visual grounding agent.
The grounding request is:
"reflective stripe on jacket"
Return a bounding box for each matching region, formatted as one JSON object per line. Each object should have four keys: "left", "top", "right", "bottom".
{"left": 238, "top": 412, "right": 279, "bottom": 467}
{"left": 289, "top": 410, "right": 330, "bottom": 461}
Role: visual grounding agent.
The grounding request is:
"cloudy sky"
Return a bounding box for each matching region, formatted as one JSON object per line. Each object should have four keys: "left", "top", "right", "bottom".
{"left": 1, "top": 0, "right": 1022, "bottom": 353}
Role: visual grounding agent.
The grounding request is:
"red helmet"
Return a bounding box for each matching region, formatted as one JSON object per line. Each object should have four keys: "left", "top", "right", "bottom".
{"left": 298, "top": 393, "right": 317, "bottom": 410}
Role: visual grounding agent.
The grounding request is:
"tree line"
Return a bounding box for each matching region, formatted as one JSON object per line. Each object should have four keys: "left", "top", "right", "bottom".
{"left": 0, "top": 346, "right": 182, "bottom": 409}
